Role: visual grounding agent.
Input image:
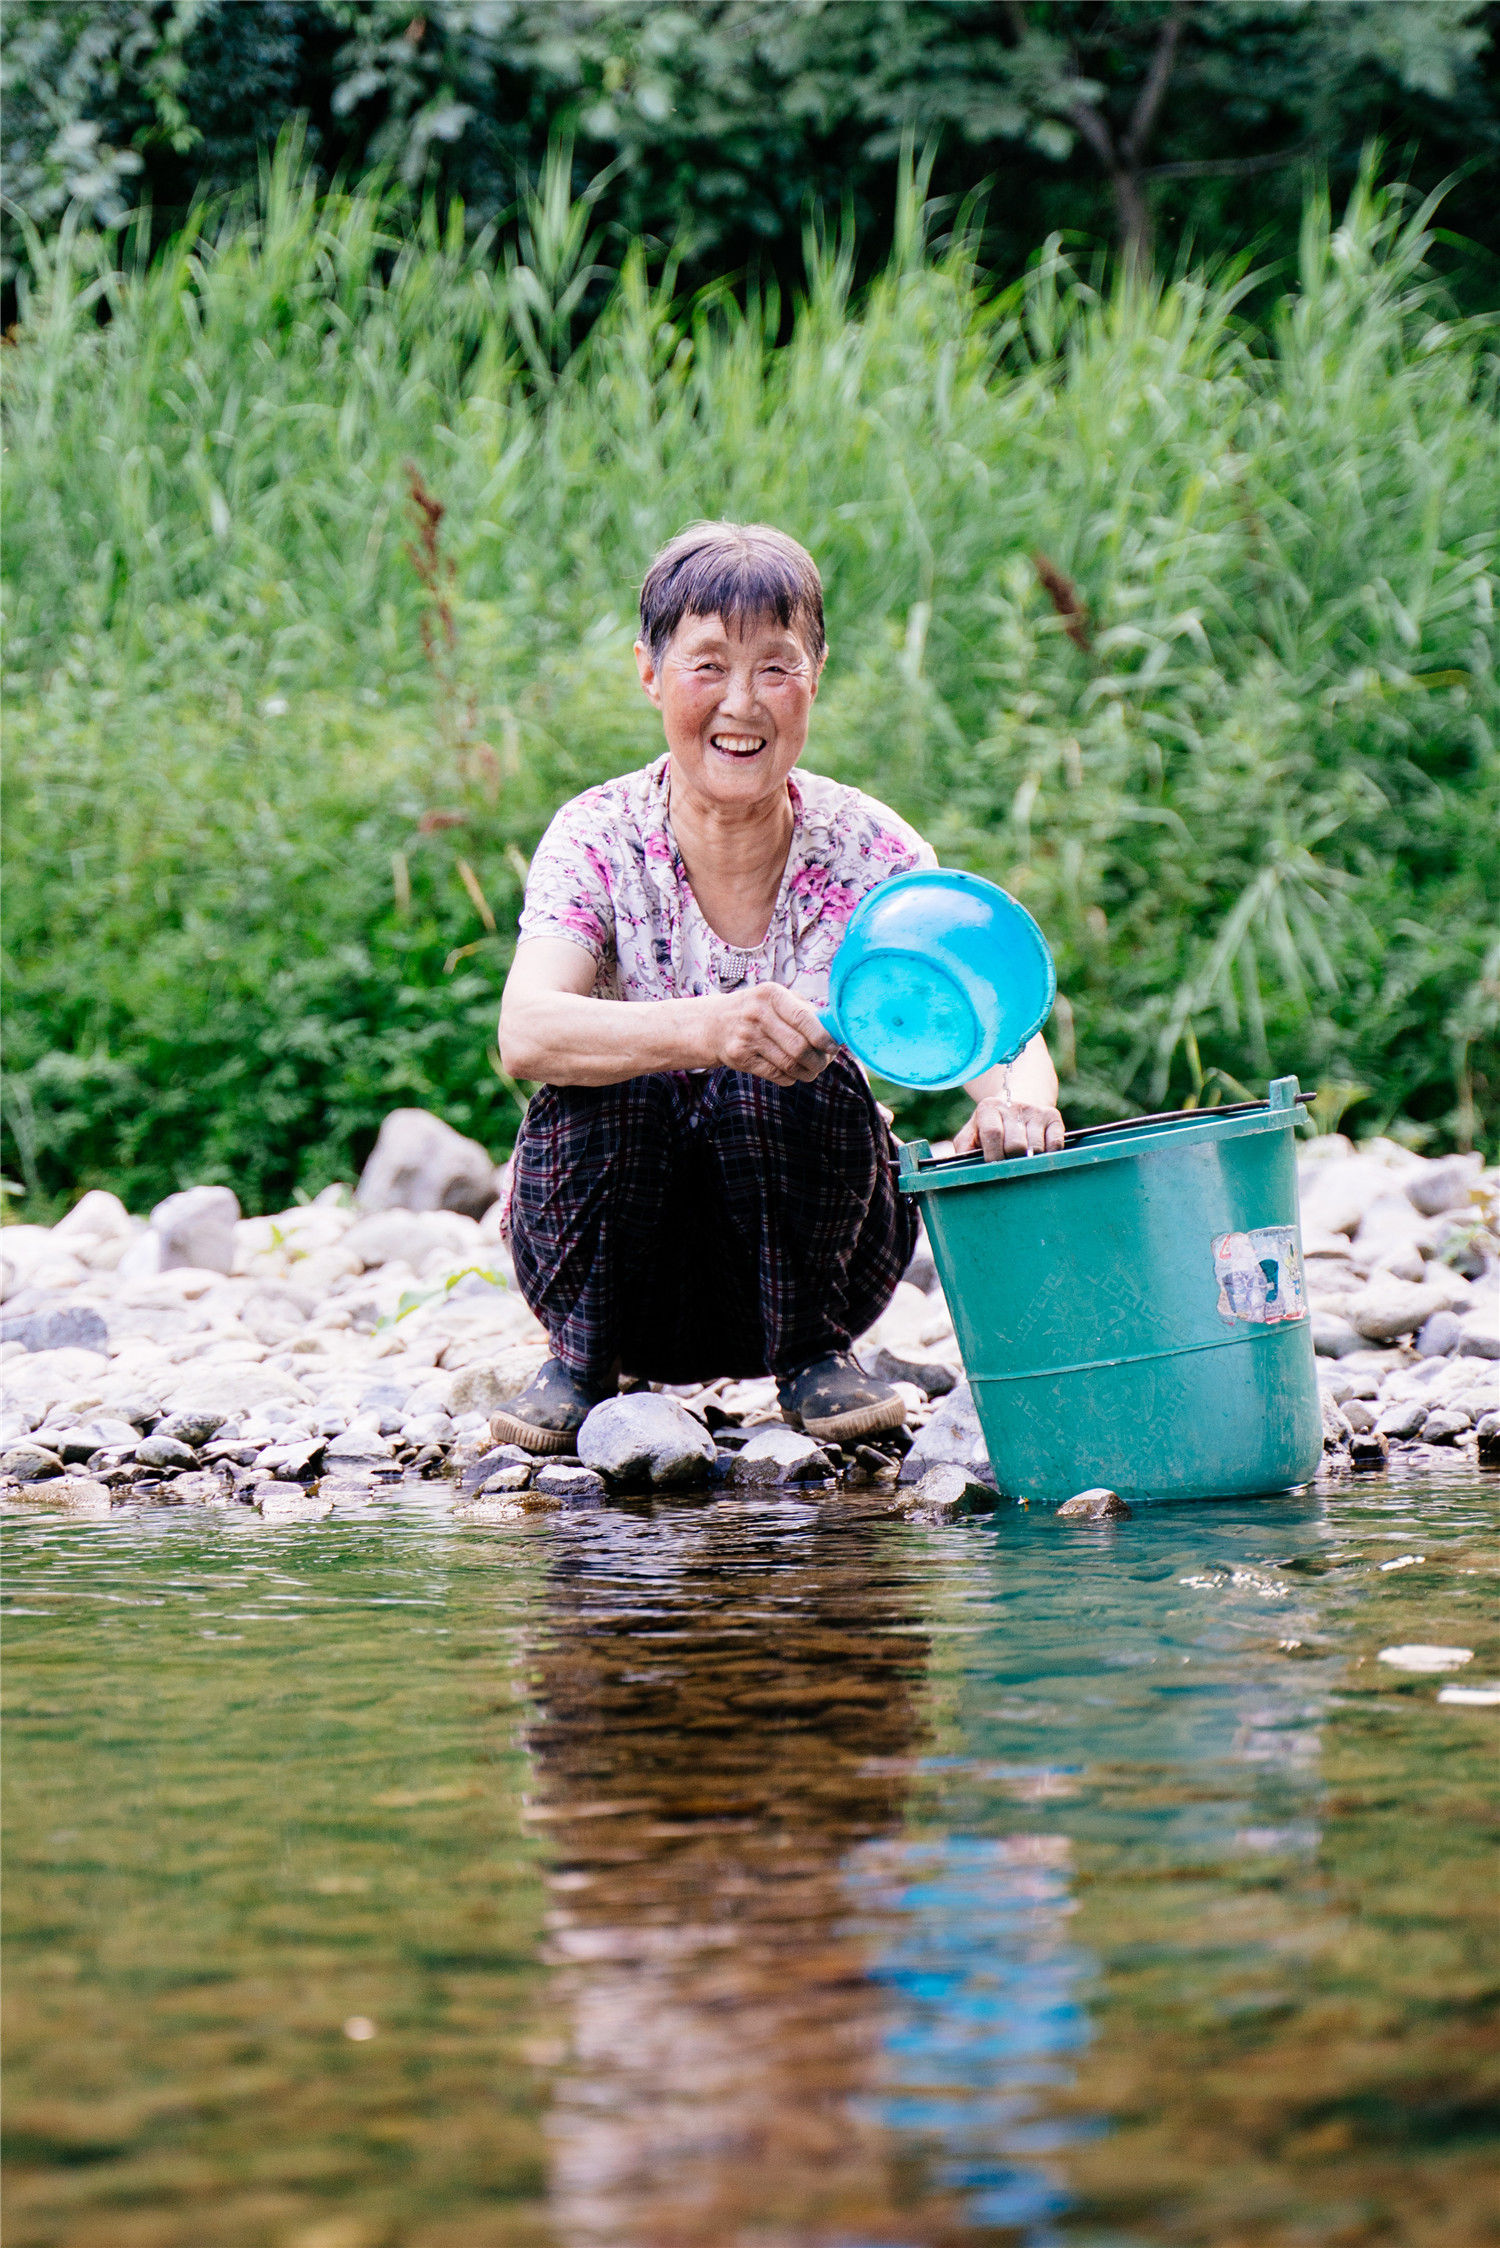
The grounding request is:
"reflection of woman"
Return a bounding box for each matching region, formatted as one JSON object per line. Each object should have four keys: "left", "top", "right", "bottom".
{"left": 524, "top": 1508, "right": 954, "bottom": 2247}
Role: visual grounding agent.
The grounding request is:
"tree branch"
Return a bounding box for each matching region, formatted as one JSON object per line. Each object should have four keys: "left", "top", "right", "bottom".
{"left": 1068, "top": 93, "right": 1117, "bottom": 171}
{"left": 1121, "top": 1, "right": 1186, "bottom": 168}
{"left": 1143, "top": 141, "right": 1317, "bottom": 182}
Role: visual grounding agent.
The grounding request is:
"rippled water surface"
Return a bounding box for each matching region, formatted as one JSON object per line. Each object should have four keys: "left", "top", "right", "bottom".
{"left": 4, "top": 1471, "right": 1498, "bottom": 2248}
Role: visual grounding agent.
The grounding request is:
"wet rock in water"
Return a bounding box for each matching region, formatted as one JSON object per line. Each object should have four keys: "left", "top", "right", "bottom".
{"left": 897, "top": 1380, "right": 993, "bottom": 1487}
{"left": 1057, "top": 1486, "right": 1132, "bottom": 1521}
{"left": 460, "top": 1444, "right": 535, "bottom": 1492}
{"left": 1375, "top": 1397, "right": 1426, "bottom": 1442}
{"left": 1420, "top": 1408, "right": 1471, "bottom": 1445}
{"left": 257, "top": 1482, "right": 333, "bottom": 1520}
{"left": 8, "top": 1473, "right": 113, "bottom": 1514}
{"left": 136, "top": 1433, "right": 198, "bottom": 1471}
{"left": 895, "top": 1464, "right": 996, "bottom": 1520}
{"left": 356, "top": 1107, "right": 501, "bottom": 1220}
{"left": 150, "top": 1184, "right": 240, "bottom": 1274}
{"left": 0, "top": 1305, "right": 110, "bottom": 1355}
{"left": 1311, "top": 1311, "right": 1365, "bottom": 1359}
{"left": 454, "top": 1493, "right": 528, "bottom": 1523}
{"left": 533, "top": 1462, "right": 607, "bottom": 1503}
{"left": 1348, "top": 1428, "right": 1390, "bottom": 1470}
{"left": 170, "top": 1470, "right": 234, "bottom": 1506}
{"left": 577, "top": 1393, "right": 716, "bottom": 1488}
{"left": 325, "top": 1429, "right": 395, "bottom": 1465}
{"left": 258, "top": 1436, "right": 326, "bottom": 1481}
{"left": 1320, "top": 1395, "right": 1353, "bottom": 1451}
{"left": 730, "top": 1426, "right": 835, "bottom": 1486}
{"left": 475, "top": 1463, "right": 532, "bottom": 1494}
{"left": 1476, "top": 1412, "right": 1500, "bottom": 1467}
{"left": 851, "top": 1443, "right": 900, "bottom": 1484}
{"left": 0, "top": 1442, "right": 64, "bottom": 1481}
{"left": 1349, "top": 1278, "right": 1448, "bottom": 1346}
{"left": 862, "top": 1345, "right": 958, "bottom": 1400}
{"left": 1377, "top": 1643, "right": 1472, "bottom": 1673}
{"left": 1414, "top": 1310, "right": 1463, "bottom": 1359}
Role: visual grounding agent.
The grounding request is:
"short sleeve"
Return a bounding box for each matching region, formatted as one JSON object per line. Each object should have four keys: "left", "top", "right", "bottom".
{"left": 516, "top": 793, "right": 616, "bottom": 965}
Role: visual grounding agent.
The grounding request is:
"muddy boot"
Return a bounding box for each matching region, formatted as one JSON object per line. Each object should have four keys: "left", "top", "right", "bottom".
{"left": 777, "top": 1351, "right": 908, "bottom": 1444}
{"left": 490, "top": 1358, "right": 608, "bottom": 1456}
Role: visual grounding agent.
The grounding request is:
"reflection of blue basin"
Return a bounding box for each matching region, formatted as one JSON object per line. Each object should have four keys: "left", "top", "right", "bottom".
{"left": 820, "top": 869, "right": 1055, "bottom": 1090}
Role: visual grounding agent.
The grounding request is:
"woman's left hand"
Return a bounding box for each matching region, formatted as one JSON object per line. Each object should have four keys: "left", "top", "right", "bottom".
{"left": 955, "top": 1098, "right": 1065, "bottom": 1161}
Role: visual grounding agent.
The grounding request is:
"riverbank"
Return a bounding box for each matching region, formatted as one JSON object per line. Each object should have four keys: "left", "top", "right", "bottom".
{"left": 2, "top": 1123, "right": 1495, "bottom": 1517}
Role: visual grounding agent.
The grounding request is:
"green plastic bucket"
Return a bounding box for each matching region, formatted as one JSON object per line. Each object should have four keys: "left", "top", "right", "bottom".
{"left": 898, "top": 1077, "right": 1322, "bottom": 1504}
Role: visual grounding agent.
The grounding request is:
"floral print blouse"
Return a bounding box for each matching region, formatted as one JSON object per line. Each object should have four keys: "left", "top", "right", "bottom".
{"left": 515, "top": 754, "right": 936, "bottom": 1005}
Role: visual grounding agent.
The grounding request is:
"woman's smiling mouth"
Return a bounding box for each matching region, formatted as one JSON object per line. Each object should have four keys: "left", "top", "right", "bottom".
{"left": 709, "top": 733, "right": 768, "bottom": 758}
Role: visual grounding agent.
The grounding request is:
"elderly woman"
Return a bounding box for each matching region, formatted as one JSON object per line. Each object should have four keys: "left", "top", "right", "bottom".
{"left": 496, "top": 522, "right": 1063, "bottom": 1454}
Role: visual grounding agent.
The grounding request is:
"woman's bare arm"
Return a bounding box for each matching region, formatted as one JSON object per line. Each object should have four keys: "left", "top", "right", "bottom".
{"left": 954, "top": 1033, "right": 1064, "bottom": 1160}
{"left": 499, "top": 938, "right": 836, "bottom": 1088}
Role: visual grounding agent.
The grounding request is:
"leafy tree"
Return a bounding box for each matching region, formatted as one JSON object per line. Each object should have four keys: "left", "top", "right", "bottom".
{"left": 4, "top": 0, "right": 1497, "bottom": 290}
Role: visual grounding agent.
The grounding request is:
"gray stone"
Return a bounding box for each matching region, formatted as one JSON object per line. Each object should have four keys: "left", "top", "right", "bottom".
{"left": 1341, "top": 1399, "right": 1378, "bottom": 1433}
{"left": 448, "top": 1347, "right": 551, "bottom": 1420}
{"left": 1477, "top": 1412, "right": 1500, "bottom": 1467}
{"left": 1311, "top": 1311, "right": 1364, "bottom": 1359}
{"left": 477, "top": 1463, "right": 532, "bottom": 1493}
{"left": 533, "top": 1462, "right": 608, "bottom": 1502}
{"left": 150, "top": 1184, "right": 240, "bottom": 1274}
{"left": 897, "top": 1380, "right": 993, "bottom": 1486}
{"left": 258, "top": 1436, "right": 326, "bottom": 1481}
{"left": 0, "top": 1442, "right": 63, "bottom": 1481}
{"left": 356, "top": 1107, "right": 500, "bottom": 1219}
{"left": 1405, "top": 1154, "right": 1483, "bottom": 1218}
{"left": 54, "top": 1419, "right": 137, "bottom": 1463}
{"left": 171, "top": 1470, "right": 235, "bottom": 1506}
{"left": 864, "top": 1346, "right": 958, "bottom": 1400}
{"left": 1414, "top": 1310, "right": 1463, "bottom": 1358}
{"left": 1320, "top": 1395, "right": 1353, "bottom": 1451}
{"left": 577, "top": 1393, "right": 716, "bottom": 1488}
{"left": 1349, "top": 1279, "right": 1446, "bottom": 1346}
{"left": 1455, "top": 1311, "right": 1499, "bottom": 1360}
{"left": 1376, "top": 1397, "right": 1426, "bottom": 1441}
{"left": 730, "top": 1426, "right": 835, "bottom": 1486}
{"left": 8, "top": 1474, "right": 112, "bottom": 1515}
{"left": 136, "top": 1433, "right": 198, "bottom": 1471}
{"left": 0, "top": 1305, "right": 109, "bottom": 1355}
{"left": 156, "top": 1409, "right": 230, "bottom": 1448}
{"left": 325, "top": 1429, "right": 394, "bottom": 1463}
{"left": 1056, "top": 1485, "right": 1132, "bottom": 1520}
{"left": 903, "top": 1229, "right": 937, "bottom": 1293}
{"left": 896, "top": 1464, "right": 996, "bottom": 1520}
{"left": 1348, "top": 1427, "right": 1390, "bottom": 1470}
{"left": 459, "top": 1444, "right": 535, "bottom": 1493}
{"left": 1421, "top": 1409, "right": 1471, "bottom": 1445}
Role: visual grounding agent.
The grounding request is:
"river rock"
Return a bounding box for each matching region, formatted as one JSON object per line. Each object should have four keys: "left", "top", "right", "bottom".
{"left": 1375, "top": 1396, "right": 1426, "bottom": 1441}
{"left": 1477, "top": 1412, "right": 1500, "bottom": 1467}
{"left": 8, "top": 1473, "right": 112, "bottom": 1514}
{"left": 577, "top": 1394, "right": 716, "bottom": 1488}
{"left": 730, "top": 1426, "right": 835, "bottom": 1486}
{"left": 1414, "top": 1309, "right": 1463, "bottom": 1358}
{"left": 451, "top": 1345, "right": 551, "bottom": 1419}
{"left": 258, "top": 1436, "right": 326, "bottom": 1480}
{"left": 1341, "top": 1399, "right": 1377, "bottom": 1433}
{"left": 356, "top": 1108, "right": 500, "bottom": 1220}
{"left": 136, "top": 1433, "right": 198, "bottom": 1470}
{"left": 0, "top": 1305, "right": 111, "bottom": 1355}
{"left": 1455, "top": 1310, "right": 1499, "bottom": 1360}
{"left": 475, "top": 1462, "right": 532, "bottom": 1494}
{"left": 895, "top": 1464, "right": 996, "bottom": 1520}
{"left": 1406, "top": 1153, "right": 1484, "bottom": 1218}
{"left": 533, "top": 1462, "right": 607, "bottom": 1502}
{"left": 1420, "top": 1409, "right": 1470, "bottom": 1445}
{"left": 257, "top": 1483, "right": 333, "bottom": 1520}
{"left": 1057, "top": 1485, "right": 1132, "bottom": 1520}
{"left": 1311, "top": 1311, "right": 1363, "bottom": 1358}
{"left": 325, "top": 1429, "right": 394, "bottom": 1464}
{"left": 1348, "top": 1427, "right": 1390, "bottom": 1469}
{"left": 1320, "top": 1395, "right": 1353, "bottom": 1450}
{"left": 160, "top": 1365, "right": 310, "bottom": 1420}
{"left": 1, "top": 1441, "right": 64, "bottom": 1480}
{"left": 156, "top": 1409, "right": 230, "bottom": 1448}
{"left": 150, "top": 1185, "right": 240, "bottom": 1273}
{"left": 863, "top": 1345, "right": 958, "bottom": 1399}
{"left": 897, "top": 1380, "right": 993, "bottom": 1486}
{"left": 170, "top": 1470, "right": 234, "bottom": 1505}
{"left": 1348, "top": 1278, "right": 1446, "bottom": 1345}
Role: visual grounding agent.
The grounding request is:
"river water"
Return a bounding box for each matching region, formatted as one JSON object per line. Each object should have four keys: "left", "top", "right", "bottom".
{"left": 4, "top": 1468, "right": 1497, "bottom": 2248}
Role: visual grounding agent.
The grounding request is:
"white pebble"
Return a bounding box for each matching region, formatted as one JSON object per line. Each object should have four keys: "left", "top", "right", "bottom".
{"left": 1377, "top": 1644, "right": 1473, "bottom": 1672}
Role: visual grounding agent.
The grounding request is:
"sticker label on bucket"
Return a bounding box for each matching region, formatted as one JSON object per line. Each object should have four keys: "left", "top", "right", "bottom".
{"left": 1213, "top": 1227, "right": 1307, "bottom": 1327}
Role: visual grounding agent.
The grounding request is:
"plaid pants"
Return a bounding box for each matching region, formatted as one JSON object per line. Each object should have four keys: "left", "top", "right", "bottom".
{"left": 509, "top": 1054, "right": 917, "bottom": 1385}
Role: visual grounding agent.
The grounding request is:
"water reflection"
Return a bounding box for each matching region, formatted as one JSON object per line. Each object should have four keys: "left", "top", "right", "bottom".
{"left": 525, "top": 1497, "right": 1014, "bottom": 2246}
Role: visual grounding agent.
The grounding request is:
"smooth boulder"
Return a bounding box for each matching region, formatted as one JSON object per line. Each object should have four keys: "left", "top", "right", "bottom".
{"left": 895, "top": 1464, "right": 995, "bottom": 1520}
{"left": 356, "top": 1109, "right": 500, "bottom": 1220}
{"left": 730, "top": 1426, "right": 834, "bottom": 1486}
{"left": 150, "top": 1185, "right": 240, "bottom": 1274}
{"left": 577, "top": 1393, "right": 716, "bottom": 1488}
{"left": 1057, "top": 1486, "right": 1132, "bottom": 1520}
{"left": 897, "top": 1379, "right": 994, "bottom": 1487}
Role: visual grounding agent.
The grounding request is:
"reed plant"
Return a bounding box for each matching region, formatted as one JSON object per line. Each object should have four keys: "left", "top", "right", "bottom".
{"left": 4, "top": 144, "right": 1497, "bottom": 1213}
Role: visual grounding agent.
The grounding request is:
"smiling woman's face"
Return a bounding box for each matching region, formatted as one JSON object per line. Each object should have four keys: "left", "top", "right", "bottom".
{"left": 634, "top": 611, "right": 822, "bottom": 813}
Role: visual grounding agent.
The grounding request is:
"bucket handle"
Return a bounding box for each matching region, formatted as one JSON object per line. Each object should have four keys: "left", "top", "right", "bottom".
{"left": 907, "top": 1083, "right": 1308, "bottom": 1169}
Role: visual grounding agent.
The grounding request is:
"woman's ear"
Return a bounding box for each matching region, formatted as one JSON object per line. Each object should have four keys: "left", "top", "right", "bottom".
{"left": 633, "top": 638, "right": 663, "bottom": 708}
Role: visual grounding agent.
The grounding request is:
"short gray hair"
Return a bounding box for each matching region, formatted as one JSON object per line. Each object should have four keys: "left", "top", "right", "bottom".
{"left": 639, "top": 520, "right": 826, "bottom": 665}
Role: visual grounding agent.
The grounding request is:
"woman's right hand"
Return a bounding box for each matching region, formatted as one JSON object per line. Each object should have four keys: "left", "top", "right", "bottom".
{"left": 709, "top": 984, "right": 836, "bottom": 1085}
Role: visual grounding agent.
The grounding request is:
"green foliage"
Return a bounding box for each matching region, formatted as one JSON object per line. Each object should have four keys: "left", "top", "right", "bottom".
{"left": 4, "top": 0, "right": 1498, "bottom": 292}
{"left": 3, "top": 147, "right": 1498, "bottom": 1216}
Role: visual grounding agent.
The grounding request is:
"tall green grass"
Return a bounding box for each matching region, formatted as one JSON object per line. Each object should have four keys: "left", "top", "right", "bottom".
{"left": 4, "top": 147, "right": 1498, "bottom": 1214}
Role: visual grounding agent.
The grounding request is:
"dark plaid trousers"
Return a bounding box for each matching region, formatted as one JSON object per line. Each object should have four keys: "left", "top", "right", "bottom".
{"left": 509, "top": 1053, "right": 917, "bottom": 1385}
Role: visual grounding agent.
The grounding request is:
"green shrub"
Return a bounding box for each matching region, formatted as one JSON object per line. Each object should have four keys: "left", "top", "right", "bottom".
{"left": 4, "top": 151, "right": 1497, "bottom": 1216}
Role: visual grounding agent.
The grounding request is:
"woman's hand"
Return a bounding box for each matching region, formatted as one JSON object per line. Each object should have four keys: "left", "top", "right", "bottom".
{"left": 709, "top": 984, "right": 835, "bottom": 1086}
{"left": 954, "top": 1097, "right": 1065, "bottom": 1162}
